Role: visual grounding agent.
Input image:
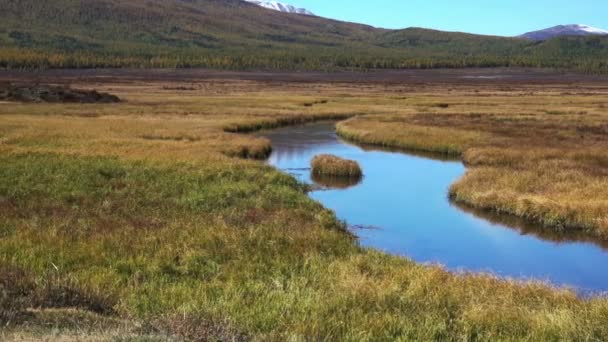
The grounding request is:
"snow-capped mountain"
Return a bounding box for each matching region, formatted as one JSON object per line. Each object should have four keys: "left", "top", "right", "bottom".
{"left": 520, "top": 24, "right": 608, "bottom": 41}
{"left": 245, "top": 0, "right": 314, "bottom": 15}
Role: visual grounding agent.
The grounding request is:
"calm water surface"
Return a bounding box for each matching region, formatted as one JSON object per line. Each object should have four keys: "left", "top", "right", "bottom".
{"left": 261, "top": 122, "right": 608, "bottom": 293}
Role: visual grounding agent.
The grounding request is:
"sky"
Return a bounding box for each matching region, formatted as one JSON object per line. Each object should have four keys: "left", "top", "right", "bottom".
{"left": 287, "top": 0, "right": 608, "bottom": 36}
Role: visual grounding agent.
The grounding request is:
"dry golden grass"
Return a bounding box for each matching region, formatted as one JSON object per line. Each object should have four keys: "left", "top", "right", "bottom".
{"left": 1, "top": 73, "right": 608, "bottom": 340}
{"left": 1, "top": 78, "right": 607, "bottom": 236}
{"left": 311, "top": 154, "right": 362, "bottom": 178}
{"left": 334, "top": 86, "right": 608, "bottom": 238}
{"left": 337, "top": 116, "right": 486, "bottom": 156}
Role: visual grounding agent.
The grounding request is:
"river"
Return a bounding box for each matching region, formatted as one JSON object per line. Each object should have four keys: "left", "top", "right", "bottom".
{"left": 260, "top": 122, "right": 608, "bottom": 294}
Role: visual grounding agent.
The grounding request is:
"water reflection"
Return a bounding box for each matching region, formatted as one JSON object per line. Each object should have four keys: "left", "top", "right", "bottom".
{"left": 356, "top": 142, "right": 461, "bottom": 162}
{"left": 454, "top": 203, "right": 608, "bottom": 251}
{"left": 260, "top": 121, "right": 608, "bottom": 293}
{"left": 312, "top": 173, "right": 363, "bottom": 189}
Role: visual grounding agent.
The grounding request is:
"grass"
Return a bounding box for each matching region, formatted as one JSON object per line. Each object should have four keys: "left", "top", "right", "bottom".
{"left": 1, "top": 73, "right": 608, "bottom": 340}
{"left": 336, "top": 100, "right": 608, "bottom": 239}
{"left": 336, "top": 117, "right": 483, "bottom": 156}
{"left": 311, "top": 154, "right": 363, "bottom": 178}
{"left": 224, "top": 113, "right": 354, "bottom": 133}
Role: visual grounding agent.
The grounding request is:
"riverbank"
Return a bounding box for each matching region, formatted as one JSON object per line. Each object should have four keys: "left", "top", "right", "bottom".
{"left": 336, "top": 108, "right": 608, "bottom": 239}
{"left": 262, "top": 122, "right": 608, "bottom": 291}
{"left": 1, "top": 71, "right": 608, "bottom": 340}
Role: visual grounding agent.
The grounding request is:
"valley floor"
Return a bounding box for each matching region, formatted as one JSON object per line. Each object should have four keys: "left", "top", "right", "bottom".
{"left": 1, "top": 69, "right": 608, "bottom": 340}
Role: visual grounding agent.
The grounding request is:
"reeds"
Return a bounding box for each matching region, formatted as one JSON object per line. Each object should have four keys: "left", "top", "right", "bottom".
{"left": 311, "top": 154, "right": 362, "bottom": 178}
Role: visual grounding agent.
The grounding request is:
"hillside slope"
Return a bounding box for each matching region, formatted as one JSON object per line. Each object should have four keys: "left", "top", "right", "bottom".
{"left": 0, "top": 0, "right": 607, "bottom": 72}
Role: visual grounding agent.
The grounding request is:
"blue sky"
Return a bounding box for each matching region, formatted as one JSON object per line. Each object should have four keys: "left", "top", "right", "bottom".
{"left": 288, "top": 0, "right": 608, "bottom": 36}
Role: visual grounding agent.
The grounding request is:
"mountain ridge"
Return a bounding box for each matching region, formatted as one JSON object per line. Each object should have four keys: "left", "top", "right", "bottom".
{"left": 0, "top": 0, "right": 607, "bottom": 73}
{"left": 520, "top": 24, "right": 608, "bottom": 41}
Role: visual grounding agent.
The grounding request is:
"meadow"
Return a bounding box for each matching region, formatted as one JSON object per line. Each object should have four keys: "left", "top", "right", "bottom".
{"left": 1, "top": 71, "right": 608, "bottom": 340}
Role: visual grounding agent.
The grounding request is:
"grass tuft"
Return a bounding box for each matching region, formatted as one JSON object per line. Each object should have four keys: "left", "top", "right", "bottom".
{"left": 311, "top": 154, "right": 362, "bottom": 178}
{"left": 221, "top": 137, "right": 273, "bottom": 160}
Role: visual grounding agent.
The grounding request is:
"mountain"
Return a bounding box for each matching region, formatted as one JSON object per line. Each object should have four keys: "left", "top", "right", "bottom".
{"left": 521, "top": 24, "right": 608, "bottom": 41}
{"left": 245, "top": 0, "right": 314, "bottom": 15}
{"left": 0, "top": 0, "right": 607, "bottom": 73}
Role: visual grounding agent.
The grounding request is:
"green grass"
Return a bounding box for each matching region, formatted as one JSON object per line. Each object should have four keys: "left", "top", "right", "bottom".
{"left": 2, "top": 152, "right": 608, "bottom": 340}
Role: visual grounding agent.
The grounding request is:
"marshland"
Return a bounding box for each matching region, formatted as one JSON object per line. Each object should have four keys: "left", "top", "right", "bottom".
{"left": 2, "top": 69, "right": 608, "bottom": 340}
{"left": 261, "top": 121, "right": 608, "bottom": 292}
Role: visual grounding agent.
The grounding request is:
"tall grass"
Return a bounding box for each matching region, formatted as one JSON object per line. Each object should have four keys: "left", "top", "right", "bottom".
{"left": 2, "top": 153, "right": 607, "bottom": 340}
{"left": 2, "top": 75, "right": 608, "bottom": 339}
{"left": 336, "top": 117, "right": 483, "bottom": 156}
{"left": 311, "top": 154, "right": 362, "bottom": 178}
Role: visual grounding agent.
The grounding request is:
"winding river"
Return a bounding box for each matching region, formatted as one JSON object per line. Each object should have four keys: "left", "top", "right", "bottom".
{"left": 260, "top": 122, "right": 608, "bottom": 294}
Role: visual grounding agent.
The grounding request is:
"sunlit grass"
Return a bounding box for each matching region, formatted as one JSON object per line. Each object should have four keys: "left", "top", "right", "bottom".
{"left": 1, "top": 77, "right": 608, "bottom": 339}
{"left": 311, "top": 154, "right": 362, "bottom": 178}
{"left": 337, "top": 107, "right": 608, "bottom": 238}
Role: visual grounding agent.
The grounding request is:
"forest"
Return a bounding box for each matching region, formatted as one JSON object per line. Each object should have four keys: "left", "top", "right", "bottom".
{"left": 1, "top": 0, "right": 607, "bottom": 72}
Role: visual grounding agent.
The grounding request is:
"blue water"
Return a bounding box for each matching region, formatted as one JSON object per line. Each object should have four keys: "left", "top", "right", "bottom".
{"left": 261, "top": 122, "right": 608, "bottom": 294}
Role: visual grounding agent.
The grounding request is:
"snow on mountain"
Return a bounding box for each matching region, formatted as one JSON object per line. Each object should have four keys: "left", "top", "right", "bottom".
{"left": 245, "top": 0, "right": 314, "bottom": 15}
{"left": 520, "top": 24, "right": 608, "bottom": 41}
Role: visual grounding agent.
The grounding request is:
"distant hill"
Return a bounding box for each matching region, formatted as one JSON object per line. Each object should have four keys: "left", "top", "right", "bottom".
{"left": 521, "top": 24, "right": 608, "bottom": 41}
{"left": 0, "top": 0, "right": 607, "bottom": 73}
